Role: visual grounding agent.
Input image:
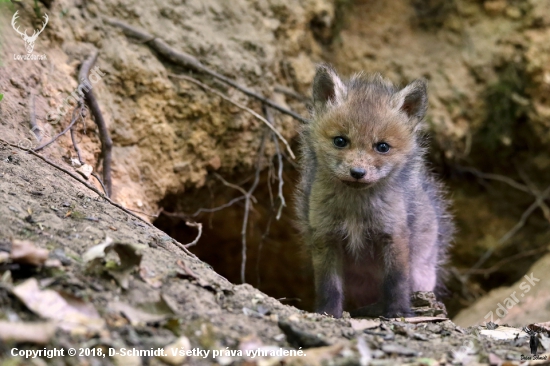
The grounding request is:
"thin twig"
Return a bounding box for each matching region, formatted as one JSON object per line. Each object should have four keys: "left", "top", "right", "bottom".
{"left": 91, "top": 172, "right": 107, "bottom": 195}
{"left": 34, "top": 106, "right": 81, "bottom": 151}
{"left": 274, "top": 138, "right": 285, "bottom": 220}
{"left": 29, "top": 92, "right": 40, "bottom": 140}
{"left": 157, "top": 211, "right": 202, "bottom": 249}
{"left": 266, "top": 159, "right": 275, "bottom": 208}
{"left": 274, "top": 84, "right": 309, "bottom": 103}
{"left": 516, "top": 167, "right": 550, "bottom": 223}
{"left": 498, "top": 185, "right": 550, "bottom": 245}
{"left": 71, "top": 101, "right": 90, "bottom": 164}
{"left": 125, "top": 207, "right": 159, "bottom": 218}
{"left": 169, "top": 73, "right": 295, "bottom": 160}
{"left": 458, "top": 166, "right": 530, "bottom": 193}
{"left": 465, "top": 246, "right": 548, "bottom": 275}
{"left": 213, "top": 173, "right": 257, "bottom": 203}
{"left": 183, "top": 221, "right": 202, "bottom": 248}
{"left": 70, "top": 124, "right": 84, "bottom": 164}
{"left": 256, "top": 213, "right": 273, "bottom": 288}
{"left": 192, "top": 196, "right": 246, "bottom": 216}
{"left": 264, "top": 106, "right": 286, "bottom": 220}
{"left": 466, "top": 185, "right": 550, "bottom": 274}
{"left": 241, "top": 132, "right": 267, "bottom": 283}
{"left": 79, "top": 51, "right": 113, "bottom": 197}
{"left": 105, "top": 17, "right": 309, "bottom": 124}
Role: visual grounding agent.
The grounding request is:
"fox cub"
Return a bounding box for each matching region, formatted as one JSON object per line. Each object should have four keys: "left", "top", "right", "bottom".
{"left": 295, "top": 65, "right": 453, "bottom": 318}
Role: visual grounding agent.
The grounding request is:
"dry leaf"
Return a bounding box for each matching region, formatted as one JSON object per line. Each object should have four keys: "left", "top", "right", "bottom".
{"left": 357, "top": 336, "right": 372, "bottom": 366}
{"left": 138, "top": 294, "right": 179, "bottom": 317}
{"left": 399, "top": 316, "right": 449, "bottom": 324}
{"left": 176, "top": 259, "right": 208, "bottom": 287}
{"left": 44, "top": 259, "right": 62, "bottom": 268}
{"left": 480, "top": 327, "right": 528, "bottom": 340}
{"left": 76, "top": 164, "right": 93, "bottom": 179}
{"left": 12, "top": 278, "right": 105, "bottom": 335}
{"left": 0, "top": 252, "right": 10, "bottom": 263}
{"left": 108, "top": 301, "right": 168, "bottom": 325}
{"left": 350, "top": 318, "right": 380, "bottom": 331}
{"left": 82, "top": 236, "right": 114, "bottom": 262}
{"left": 10, "top": 239, "right": 49, "bottom": 266}
{"left": 0, "top": 321, "right": 55, "bottom": 344}
{"left": 83, "top": 237, "right": 145, "bottom": 289}
{"left": 139, "top": 266, "right": 163, "bottom": 288}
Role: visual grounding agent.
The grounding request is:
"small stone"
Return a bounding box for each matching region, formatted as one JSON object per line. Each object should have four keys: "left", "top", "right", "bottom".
{"left": 505, "top": 6, "right": 521, "bottom": 19}
{"left": 381, "top": 343, "right": 417, "bottom": 356}
{"left": 157, "top": 336, "right": 191, "bottom": 365}
{"left": 483, "top": 0, "right": 507, "bottom": 15}
{"left": 288, "top": 314, "right": 300, "bottom": 323}
{"left": 76, "top": 164, "right": 93, "bottom": 179}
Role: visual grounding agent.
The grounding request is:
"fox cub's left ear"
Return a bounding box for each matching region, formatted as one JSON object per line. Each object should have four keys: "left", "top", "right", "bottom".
{"left": 392, "top": 79, "right": 428, "bottom": 123}
{"left": 312, "top": 64, "right": 347, "bottom": 114}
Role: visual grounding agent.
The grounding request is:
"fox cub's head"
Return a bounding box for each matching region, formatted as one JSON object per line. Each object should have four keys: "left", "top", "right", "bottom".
{"left": 309, "top": 64, "right": 427, "bottom": 189}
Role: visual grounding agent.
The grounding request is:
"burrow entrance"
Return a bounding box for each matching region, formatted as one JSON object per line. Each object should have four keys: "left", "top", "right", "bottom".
{"left": 153, "top": 163, "right": 316, "bottom": 312}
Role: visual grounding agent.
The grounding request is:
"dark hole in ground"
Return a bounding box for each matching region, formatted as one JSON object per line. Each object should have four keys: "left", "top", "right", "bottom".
{"left": 153, "top": 165, "right": 316, "bottom": 312}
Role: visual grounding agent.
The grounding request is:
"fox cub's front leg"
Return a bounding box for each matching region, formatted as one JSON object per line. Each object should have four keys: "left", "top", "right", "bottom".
{"left": 382, "top": 229, "right": 413, "bottom": 317}
{"left": 310, "top": 235, "right": 344, "bottom": 318}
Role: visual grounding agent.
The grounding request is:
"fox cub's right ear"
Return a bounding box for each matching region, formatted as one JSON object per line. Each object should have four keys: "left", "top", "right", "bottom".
{"left": 312, "top": 64, "right": 347, "bottom": 113}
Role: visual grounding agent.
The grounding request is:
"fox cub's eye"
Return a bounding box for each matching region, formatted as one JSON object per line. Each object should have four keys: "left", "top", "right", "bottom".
{"left": 333, "top": 136, "right": 348, "bottom": 148}
{"left": 375, "top": 142, "right": 390, "bottom": 153}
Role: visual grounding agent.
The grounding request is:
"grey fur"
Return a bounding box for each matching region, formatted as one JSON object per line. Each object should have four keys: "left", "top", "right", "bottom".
{"left": 295, "top": 64, "right": 454, "bottom": 318}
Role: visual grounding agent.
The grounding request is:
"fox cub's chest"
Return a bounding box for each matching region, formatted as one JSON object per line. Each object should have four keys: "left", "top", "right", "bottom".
{"left": 309, "top": 189, "right": 390, "bottom": 253}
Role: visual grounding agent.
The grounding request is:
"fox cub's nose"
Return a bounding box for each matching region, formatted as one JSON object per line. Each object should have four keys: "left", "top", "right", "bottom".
{"left": 350, "top": 168, "right": 366, "bottom": 180}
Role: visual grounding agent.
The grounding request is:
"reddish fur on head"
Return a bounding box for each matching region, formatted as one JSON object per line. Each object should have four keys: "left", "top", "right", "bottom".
{"left": 310, "top": 65, "right": 427, "bottom": 188}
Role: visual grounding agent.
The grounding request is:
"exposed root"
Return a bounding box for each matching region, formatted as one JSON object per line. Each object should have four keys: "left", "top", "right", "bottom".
{"left": 34, "top": 104, "right": 83, "bottom": 152}
{"left": 169, "top": 74, "right": 295, "bottom": 160}
{"left": 105, "top": 17, "right": 309, "bottom": 124}
{"left": 240, "top": 132, "right": 267, "bottom": 283}
{"left": 264, "top": 106, "right": 286, "bottom": 220}
{"left": 79, "top": 51, "right": 113, "bottom": 197}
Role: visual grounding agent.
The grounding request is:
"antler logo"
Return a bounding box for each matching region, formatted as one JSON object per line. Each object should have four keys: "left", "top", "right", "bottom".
{"left": 11, "top": 10, "right": 48, "bottom": 54}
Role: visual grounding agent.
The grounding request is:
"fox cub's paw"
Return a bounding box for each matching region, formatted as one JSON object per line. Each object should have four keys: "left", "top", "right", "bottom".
{"left": 384, "top": 305, "right": 414, "bottom": 318}
{"left": 316, "top": 306, "right": 343, "bottom": 319}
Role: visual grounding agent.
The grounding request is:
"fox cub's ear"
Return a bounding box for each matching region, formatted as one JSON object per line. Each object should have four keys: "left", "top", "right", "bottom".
{"left": 392, "top": 79, "right": 428, "bottom": 123}
{"left": 312, "top": 64, "right": 347, "bottom": 113}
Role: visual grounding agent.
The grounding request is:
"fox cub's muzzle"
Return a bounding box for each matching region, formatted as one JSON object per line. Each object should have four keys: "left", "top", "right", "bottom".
{"left": 350, "top": 167, "right": 366, "bottom": 179}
